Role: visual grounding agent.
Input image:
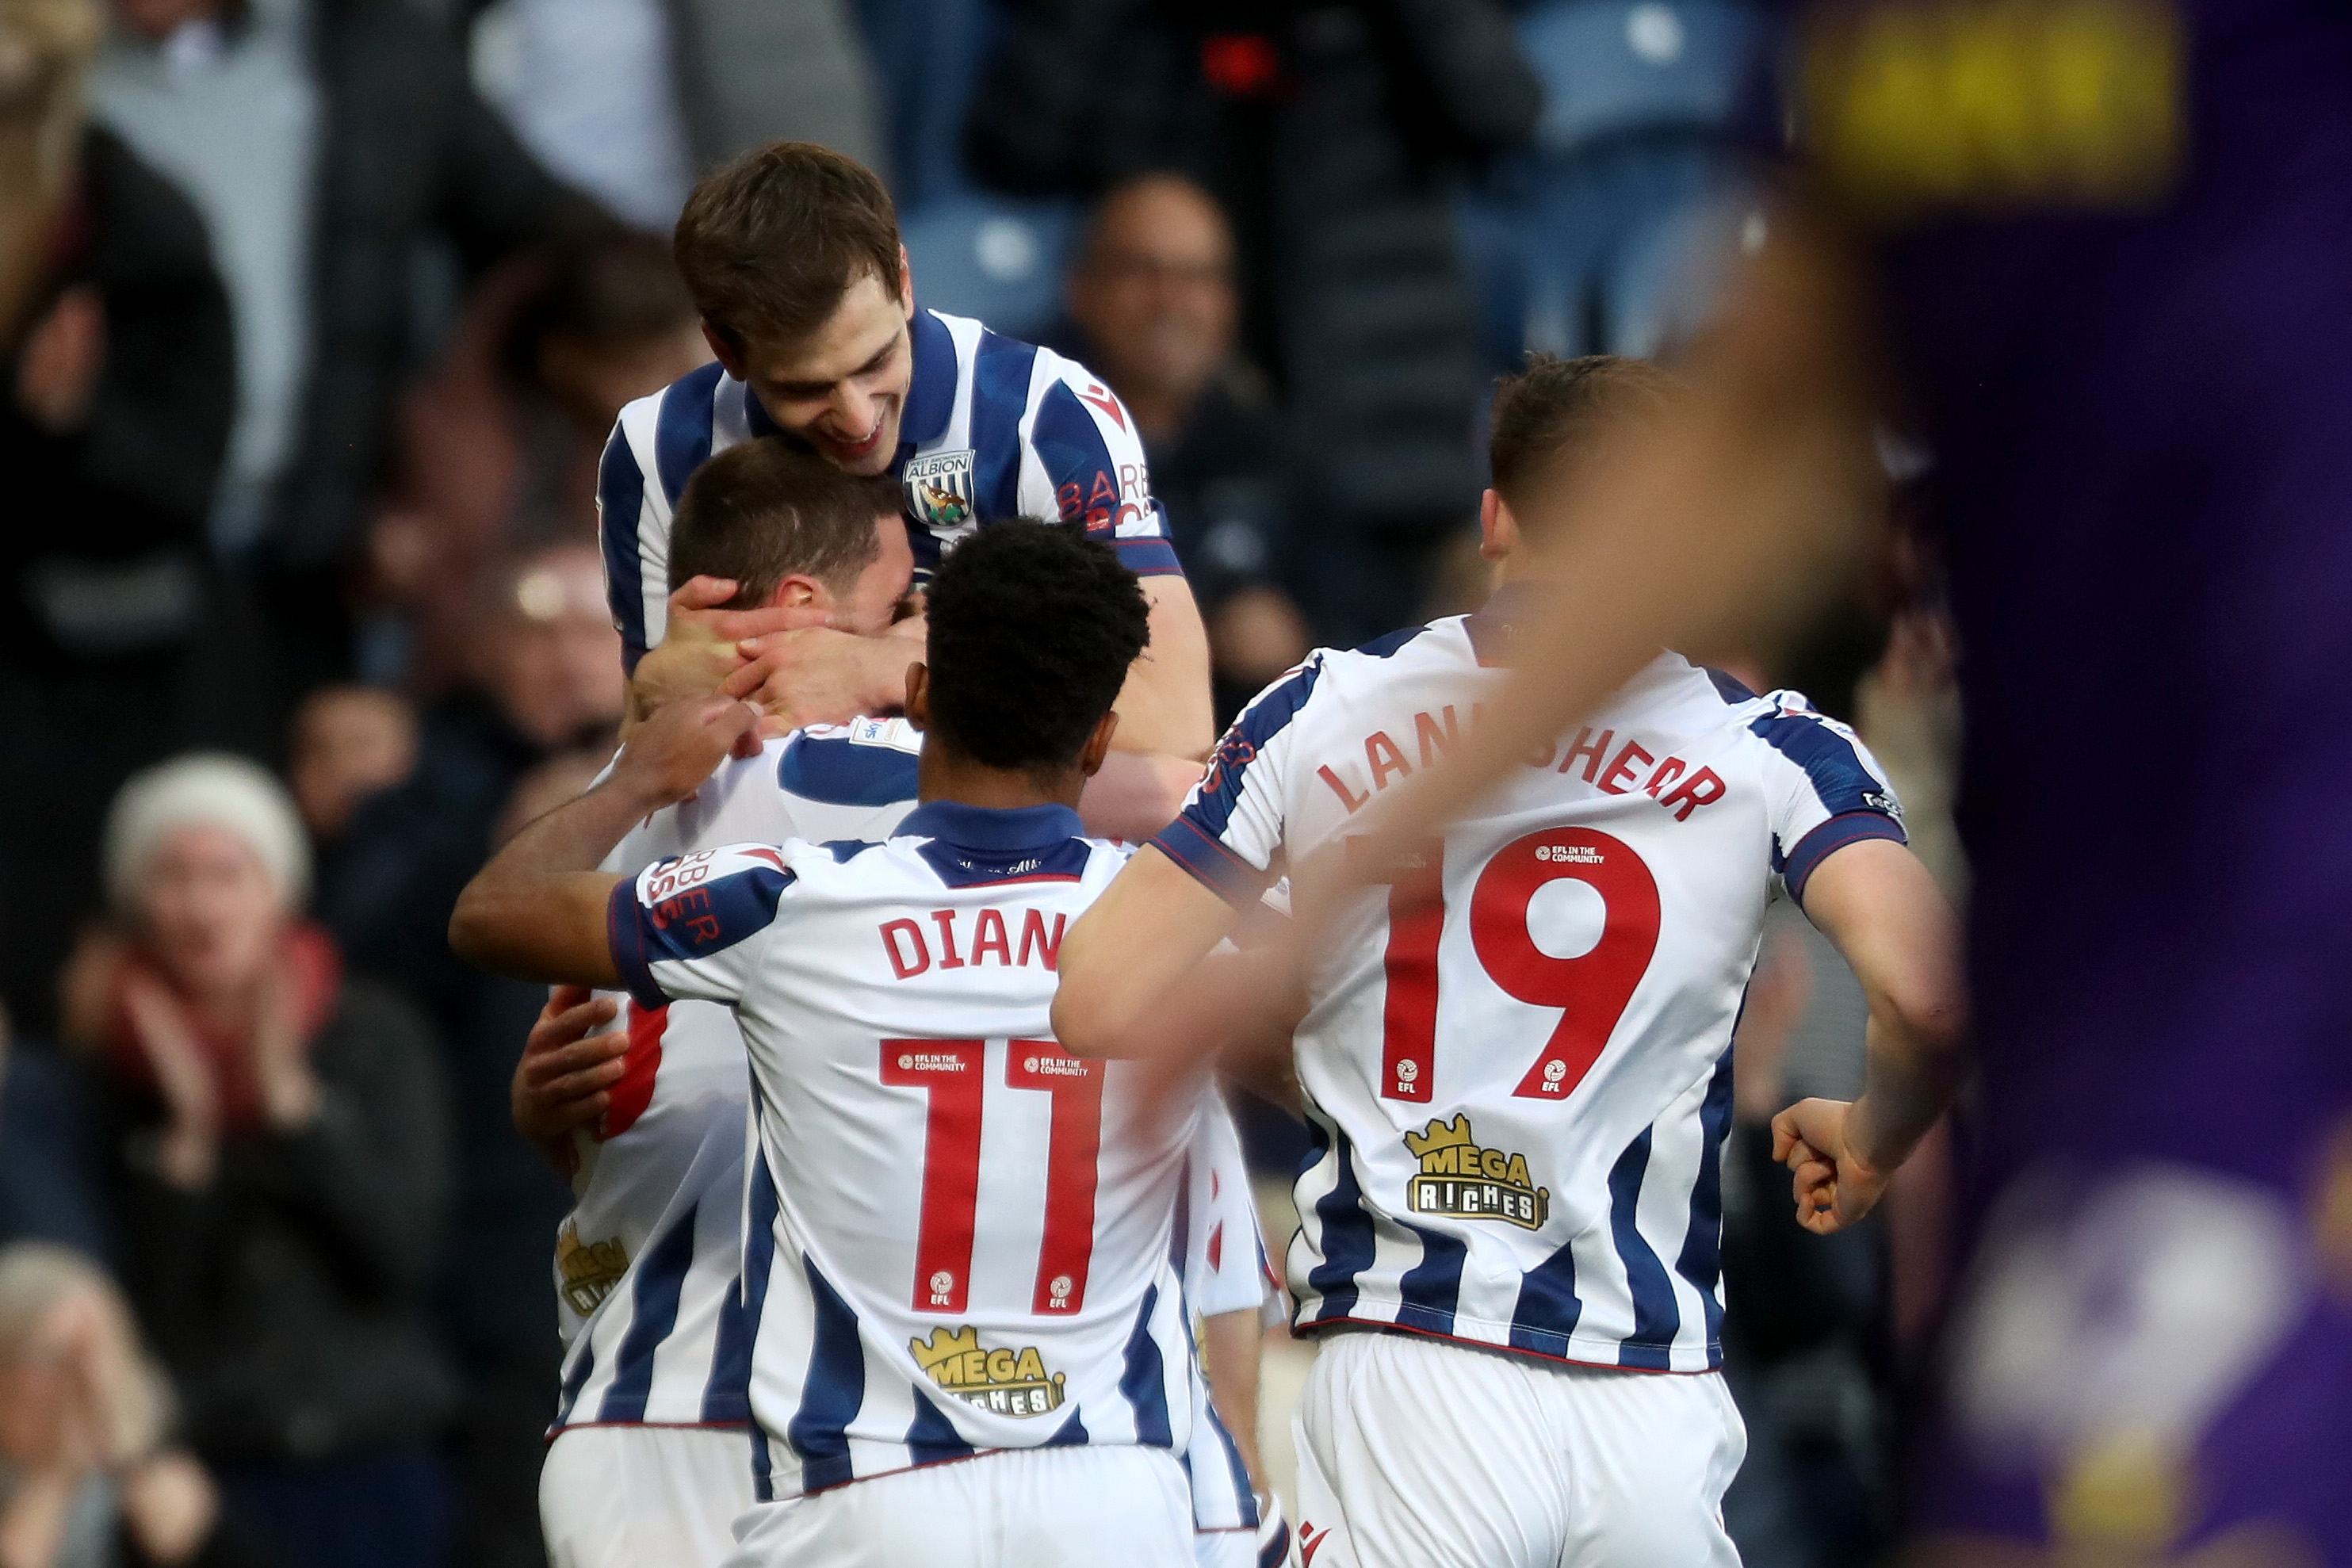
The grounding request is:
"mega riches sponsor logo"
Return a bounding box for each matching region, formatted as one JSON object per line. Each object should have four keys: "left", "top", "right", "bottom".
{"left": 556, "top": 1221, "right": 630, "bottom": 1317}
{"left": 1402, "top": 1115, "right": 1550, "bottom": 1230}
{"left": 911, "top": 1326, "right": 1067, "bottom": 1417}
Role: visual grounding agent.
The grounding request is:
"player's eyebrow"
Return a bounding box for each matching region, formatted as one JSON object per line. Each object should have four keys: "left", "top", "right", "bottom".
{"left": 770, "top": 338, "right": 898, "bottom": 400}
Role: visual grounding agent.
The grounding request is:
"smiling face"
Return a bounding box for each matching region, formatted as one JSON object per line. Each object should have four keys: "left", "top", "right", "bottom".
{"left": 713, "top": 268, "right": 916, "bottom": 476}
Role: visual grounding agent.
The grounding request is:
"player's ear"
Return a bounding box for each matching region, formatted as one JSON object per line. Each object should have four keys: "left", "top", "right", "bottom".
{"left": 767, "top": 573, "right": 824, "bottom": 612}
{"left": 897, "top": 247, "right": 915, "bottom": 316}
{"left": 903, "top": 662, "right": 931, "bottom": 730}
{"left": 1478, "top": 488, "right": 1516, "bottom": 562}
{"left": 1077, "top": 709, "right": 1120, "bottom": 778}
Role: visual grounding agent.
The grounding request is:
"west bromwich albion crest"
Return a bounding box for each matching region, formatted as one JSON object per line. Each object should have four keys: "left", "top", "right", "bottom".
{"left": 903, "top": 449, "right": 976, "bottom": 534}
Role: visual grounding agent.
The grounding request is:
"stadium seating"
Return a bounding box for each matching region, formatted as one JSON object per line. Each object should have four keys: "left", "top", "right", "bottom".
{"left": 1459, "top": 0, "right": 1774, "bottom": 367}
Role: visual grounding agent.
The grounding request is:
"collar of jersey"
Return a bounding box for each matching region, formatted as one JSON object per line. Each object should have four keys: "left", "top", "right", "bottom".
{"left": 1463, "top": 581, "right": 1549, "bottom": 666}
{"left": 897, "top": 798, "right": 1084, "bottom": 852}
{"left": 894, "top": 306, "right": 958, "bottom": 464}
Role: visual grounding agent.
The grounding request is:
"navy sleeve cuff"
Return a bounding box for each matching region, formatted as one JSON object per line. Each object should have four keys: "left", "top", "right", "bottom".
{"left": 1113, "top": 537, "right": 1185, "bottom": 577}
{"left": 606, "top": 879, "right": 669, "bottom": 1011}
{"left": 1784, "top": 810, "right": 1908, "bottom": 908}
{"left": 1149, "top": 817, "right": 1273, "bottom": 908}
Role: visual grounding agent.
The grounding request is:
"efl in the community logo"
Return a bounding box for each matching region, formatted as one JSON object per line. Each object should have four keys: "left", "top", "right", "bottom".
{"left": 911, "top": 1325, "right": 1067, "bottom": 1417}
{"left": 904, "top": 449, "right": 975, "bottom": 530}
{"left": 1402, "top": 1114, "right": 1550, "bottom": 1230}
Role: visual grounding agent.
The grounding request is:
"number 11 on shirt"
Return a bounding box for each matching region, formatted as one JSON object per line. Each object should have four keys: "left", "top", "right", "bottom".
{"left": 882, "top": 1040, "right": 1105, "bottom": 1318}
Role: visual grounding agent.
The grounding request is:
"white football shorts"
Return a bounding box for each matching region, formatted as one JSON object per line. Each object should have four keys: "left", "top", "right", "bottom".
{"left": 1291, "top": 1329, "right": 1746, "bottom": 1568}
{"left": 540, "top": 1424, "right": 756, "bottom": 1568}
{"left": 722, "top": 1444, "right": 1195, "bottom": 1568}
{"left": 1199, "top": 1491, "right": 1295, "bottom": 1568}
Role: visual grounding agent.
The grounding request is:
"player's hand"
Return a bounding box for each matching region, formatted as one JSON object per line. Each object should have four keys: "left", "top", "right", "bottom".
{"left": 1770, "top": 1097, "right": 1891, "bottom": 1235}
{"left": 624, "top": 578, "right": 833, "bottom": 731}
{"left": 721, "top": 621, "right": 917, "bottom": 734}
{"left": 610, "top": 694, "right": 762, "bottom": 808}
{"left": 512, "top": 986, "right": 625, "bottom": 1178}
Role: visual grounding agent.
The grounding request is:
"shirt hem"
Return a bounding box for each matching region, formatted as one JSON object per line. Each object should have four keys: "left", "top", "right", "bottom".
{"left": 1297, "top": 1311, "right": 1723, "bottom": 1375}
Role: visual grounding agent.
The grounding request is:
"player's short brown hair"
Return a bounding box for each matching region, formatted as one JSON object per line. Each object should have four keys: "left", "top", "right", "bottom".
{"left": 669, "top": 438, "right": 901, "bottom": 608}
{"left": 672, "top": 142, "right": 901, "bottom": 351}
{"left": 1488, "top": 354, "right": 1681, "bottom": 514}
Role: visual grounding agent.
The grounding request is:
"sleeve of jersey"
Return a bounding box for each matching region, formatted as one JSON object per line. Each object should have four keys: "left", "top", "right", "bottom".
{"left": 605, "top": 844, "right": 797, "bottom": 1012}
{"left": 1185, "top": 1098, "right": 1273, "bottom": 1319}
{"left": 596, "top": 415, "right": 660, "bottom": 676}
{"left": 1025, "top": 370, "right": 1184, "bottom": 579}
{"left": 1149, "top": 657, "right": 1323, "bottom": 906}
{"left": 1750, "top": 694, "right": 1909, "bottom": 907}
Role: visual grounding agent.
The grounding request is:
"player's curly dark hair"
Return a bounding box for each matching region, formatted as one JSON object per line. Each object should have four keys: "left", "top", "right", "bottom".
{"left": 922, "top": 522, "right": 1150, "bottom": 778}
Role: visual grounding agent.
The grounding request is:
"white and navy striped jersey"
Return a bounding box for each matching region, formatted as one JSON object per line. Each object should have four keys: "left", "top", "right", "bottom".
{"left": 1151, "top": 591, "right": 1908, "bottom": 1373}
{"left": 1173, "top": 1095, "right": 1272, "bottom": 1541}
{"left": 597, "top": 307, "right": 1182, "bottom": 672}
{"left": 551, "top": 720, "right": 924, "bottom": 1434}
{"left": 607, "top": 801, "right": 1205, "bottom": 1498}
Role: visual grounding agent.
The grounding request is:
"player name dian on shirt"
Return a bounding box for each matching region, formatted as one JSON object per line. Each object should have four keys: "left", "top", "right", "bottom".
{"left": 1152, "top": 591, "right": 1907, "bottom": 1373}
{"left": 598, "top": 307, "right": 1183, "bottom": 672}
{"left": 606, "top": 799, "right": 1204, "bottom": 1499}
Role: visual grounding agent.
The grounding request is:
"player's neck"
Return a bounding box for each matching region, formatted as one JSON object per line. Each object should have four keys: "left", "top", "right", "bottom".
{"left": 915, "top": 744, "right": 1085, "bottom": 815}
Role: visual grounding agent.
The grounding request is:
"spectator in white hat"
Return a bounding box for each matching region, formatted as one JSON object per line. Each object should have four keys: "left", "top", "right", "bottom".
{"left": 66, "top": 755, "right": 459, "bottom": 1568}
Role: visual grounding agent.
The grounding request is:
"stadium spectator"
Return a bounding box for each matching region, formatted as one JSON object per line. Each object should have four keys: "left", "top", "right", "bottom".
{"left": 75, "top": 755, "right": 456, "bottom": 1568}
{"left": 969, "top": 0, "right": 1541, "bottom": 644}
{"left": 83, "top": 0, "right": 610, "bottom": 694}
{"left": 369, "top": 232, "right": 706, "bottom": 694}
{"left": 285, "top": 688, "right": 418, "bottom": 851}
{"left": 0, "top": 1019, "right": 110, "bottom": 1262}
{"left": 0, "top": 1241, "right": 271, "bottom": 1568}
{"left": 317, "top": 543, "right": 618, "bottom": 1568}
{"left": 1058, "top": 173, "right": 1310, "bottom": 721}
{"left": 468, "top": 0, "right": 885, "bottom": 233}
{"left": 0, "top": 0, "right": 270, "bottom": 1045}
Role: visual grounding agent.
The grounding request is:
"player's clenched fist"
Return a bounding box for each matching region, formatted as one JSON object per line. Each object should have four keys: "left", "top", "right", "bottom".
{"left": 1771, "top": 1096, "right": 1891, "bottom": 1235}
{"left": 513, "top": 986, "right": 625, "bottom": 1177}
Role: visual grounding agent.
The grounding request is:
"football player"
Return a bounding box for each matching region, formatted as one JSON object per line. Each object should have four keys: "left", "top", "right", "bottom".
{"left": 1053, "top": 357, "right": 1969, "bottom": 1567}
{"left": 455, "top": 523, "right": 1217, "bottom": 1566}
{"left": 602, "top": 141, "right": 1212, "bottom": 762}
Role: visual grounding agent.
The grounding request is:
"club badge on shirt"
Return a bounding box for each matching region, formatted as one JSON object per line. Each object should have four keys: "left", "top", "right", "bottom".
{"left": 904, "top": 449, "right": 976, "bottom": 530}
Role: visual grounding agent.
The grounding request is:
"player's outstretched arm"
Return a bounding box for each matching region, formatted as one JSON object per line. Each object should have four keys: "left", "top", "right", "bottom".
{"left": 452, "top": 696, "right": 762, "bottom": 985}
{"left": 1053, "top": 843, "right": 1245, "bottom": 1060}
{"left": 1108, "top": 575, "right": 1215, "bottom": 762}
{"left": 1775, "top": 836, "right": 1970, "bottom": 1234}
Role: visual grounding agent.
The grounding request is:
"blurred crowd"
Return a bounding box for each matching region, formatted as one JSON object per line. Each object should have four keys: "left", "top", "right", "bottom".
{"left": 0, "top": 2, "right": 1967, "bottom": 1568}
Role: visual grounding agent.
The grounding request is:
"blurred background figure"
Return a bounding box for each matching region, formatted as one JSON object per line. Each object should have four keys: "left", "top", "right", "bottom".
{"left": 285, "top": 688, "right": 418, "bottom": 854}
{"left": 0, "top": 0, "right": 258, "bottom": 1047}
{"left": 69, "top": 756, "right": 454, "bottom": 1568}
{"left": 0, "top": 1008, "right": 110, "bottom": 1264}
{"left": 966, "top": 0, "right": 1541, "bottom": 645}
{"left": 82, "top": 0, "right": 609, "bottom": 695}
{"left": 1057, "top": 172, "right": 1310, "bottom": 723}
{"left": 468, "top": 0, "right": 884, "bottom": 233}
{"left": 0, "top": 1241, "right": 267, "bottom": 1568}
{"left": 369, "top": 231, "right": 707, "bottom": 691}
{"left": 318, "top": 543, "right": 618, "bottom": 1568}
